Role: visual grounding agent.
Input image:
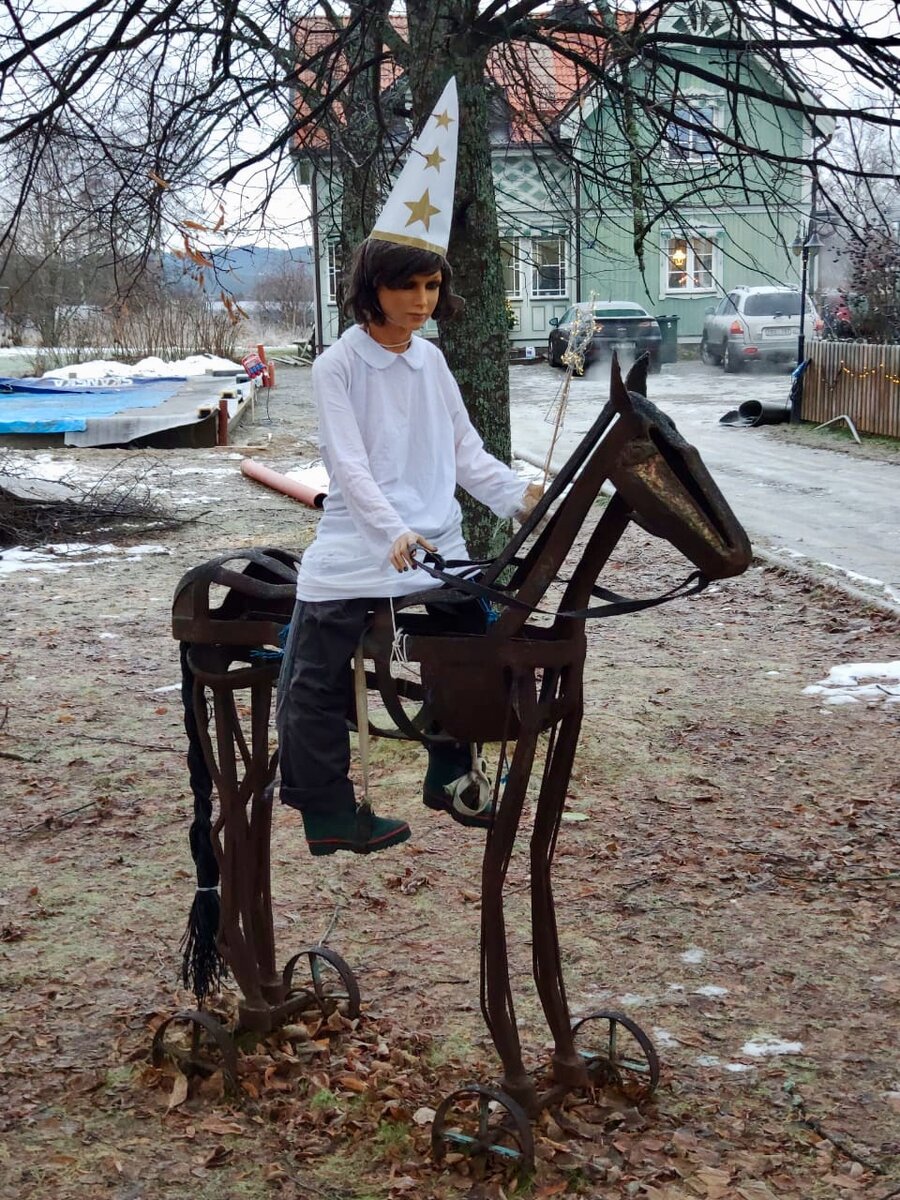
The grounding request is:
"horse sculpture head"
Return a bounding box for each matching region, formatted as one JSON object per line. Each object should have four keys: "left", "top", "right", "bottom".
{"left": 606, "top": 354, "right": 752, "bottom": 580}
{"left": 172, "top": 547, "right": 299, "bottom": 647}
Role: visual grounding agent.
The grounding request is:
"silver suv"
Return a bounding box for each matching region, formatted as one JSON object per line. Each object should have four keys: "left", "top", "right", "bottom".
{"left": 701, "top": 286, "right": 821, "bottom": 373}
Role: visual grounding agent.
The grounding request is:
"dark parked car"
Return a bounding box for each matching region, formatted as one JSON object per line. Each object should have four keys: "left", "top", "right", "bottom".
{"left": 548, "top": 301, "right": 663, "bottom": 371}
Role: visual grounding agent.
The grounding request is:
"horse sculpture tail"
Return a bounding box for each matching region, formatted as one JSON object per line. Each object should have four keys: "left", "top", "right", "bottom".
{"left": 179, "top": 640, "right": 228, "bottom": 1004}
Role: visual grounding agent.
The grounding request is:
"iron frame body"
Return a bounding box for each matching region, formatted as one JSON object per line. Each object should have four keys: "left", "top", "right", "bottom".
{"left": 167, "top": 356, "right": 751, "bottom": 1147}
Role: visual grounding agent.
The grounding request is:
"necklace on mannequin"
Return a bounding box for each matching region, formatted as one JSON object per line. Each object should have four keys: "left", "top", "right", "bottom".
{"left": 366, "top": 326, "right": 412, "bottom": 351}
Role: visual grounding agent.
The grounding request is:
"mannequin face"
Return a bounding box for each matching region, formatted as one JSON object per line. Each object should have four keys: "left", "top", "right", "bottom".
{"left": 371, "top": 270, "right": 442, "bottom": 342}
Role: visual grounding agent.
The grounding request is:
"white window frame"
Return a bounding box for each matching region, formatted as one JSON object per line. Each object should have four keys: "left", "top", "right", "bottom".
{"left": 500, "top": 237, "right": 523, "bottom": 298}
{"left": 661, "top": 231, "right": 720, "bottom": 296}
{"left": 326, "top": 240, "right": 342, "bottom": 304}
{"left": 530, "top": 234, "right": 567, "bottom": 299}
{"left": 665, "top": 102, "right": 718, "bottom": 163}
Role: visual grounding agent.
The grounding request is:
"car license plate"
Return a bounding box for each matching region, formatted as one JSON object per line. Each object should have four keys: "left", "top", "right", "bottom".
{"left": 613, "top": 341, "right": 633, "bottom": 354}
{"left": 763, "top": 325, "right": 798, "bottom": 337}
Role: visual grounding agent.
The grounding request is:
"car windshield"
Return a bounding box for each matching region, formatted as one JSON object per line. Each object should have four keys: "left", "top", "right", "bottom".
{"left": 743, "top": 292, "right": 805, "bottom": 317}
{"left": 591, "top": 306, "right": 647, "bottom": 319}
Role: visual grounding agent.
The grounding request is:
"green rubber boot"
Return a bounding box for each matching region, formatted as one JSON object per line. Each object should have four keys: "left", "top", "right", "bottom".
{"left": 302, "top": 804, "right": 411, "bottom": 857}
{"left": 423, "top": 742, "right": 494, "bottom": 829}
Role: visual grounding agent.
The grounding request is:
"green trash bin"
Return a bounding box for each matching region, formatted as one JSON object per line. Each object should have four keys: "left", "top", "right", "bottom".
{"left": 656, "top": 315, "right": 679, "bottom": 363}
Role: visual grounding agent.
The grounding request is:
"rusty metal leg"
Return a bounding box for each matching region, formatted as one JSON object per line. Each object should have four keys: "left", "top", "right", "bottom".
{"left": 204, "top": 683, "right": 268, "bottom": 1018}
{"left": 530, "top": 689, "right": 589, "bottom": 1088}
{"left": 246, "top": 679, "right": 285, "bottom": 1006}
{"left": 480, "top": 674, "right": 541, "bottom": 1115}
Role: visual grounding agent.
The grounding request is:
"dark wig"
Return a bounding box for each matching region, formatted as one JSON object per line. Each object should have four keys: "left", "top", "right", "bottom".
{"left": 344, "top": 238, "right": 464, "bottom": 325}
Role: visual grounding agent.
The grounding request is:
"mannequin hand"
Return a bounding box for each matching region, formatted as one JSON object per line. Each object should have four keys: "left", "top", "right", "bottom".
{"left": 390, "top": 530, "right": 437, "bottom": 572}
{"left": 516, "top": 481, "right": 544, "bottom": 523}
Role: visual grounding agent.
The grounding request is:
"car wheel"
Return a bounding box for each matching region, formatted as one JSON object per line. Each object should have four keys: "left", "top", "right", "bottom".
{"left": 723, "top": 344, "right": 745, "bottom": 374}
{"left": 648, "top": 352, "right": 662, "bottom": 374}
{"left": 700, "top": 335, "right": 722, "bottom": 366}
{"left": 548, "top": 337, "right": 561, "bottom": 368}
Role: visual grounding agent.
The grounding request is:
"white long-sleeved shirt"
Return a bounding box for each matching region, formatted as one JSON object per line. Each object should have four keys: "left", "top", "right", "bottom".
{"left": 295, "top": 323, "right": 528, "bottom": 601}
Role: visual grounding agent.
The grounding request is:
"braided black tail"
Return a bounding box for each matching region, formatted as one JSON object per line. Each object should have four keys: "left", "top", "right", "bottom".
{"left": 179, "top": 641, "right": 227, "bottom": 1004}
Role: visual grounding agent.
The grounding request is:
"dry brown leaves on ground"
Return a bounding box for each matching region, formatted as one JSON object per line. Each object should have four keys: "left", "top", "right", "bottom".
{"left": 1, "top": 381, "right": 898, "bottom": 1199}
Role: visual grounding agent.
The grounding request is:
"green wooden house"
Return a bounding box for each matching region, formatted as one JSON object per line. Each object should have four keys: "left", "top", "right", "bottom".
{"left": 297, "top": 2, "right": 823, "bottom": 352}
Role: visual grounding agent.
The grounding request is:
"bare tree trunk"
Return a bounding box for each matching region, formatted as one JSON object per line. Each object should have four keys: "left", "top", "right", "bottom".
{"left": 406, "top": 1, "right": 512, "bottom": 558}
{"left": 334, "top": 1, "right": 392, "bottom": 330}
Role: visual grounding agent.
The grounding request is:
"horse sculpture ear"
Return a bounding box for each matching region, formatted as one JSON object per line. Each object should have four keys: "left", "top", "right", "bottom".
{"left": 624, "top": 354, "right": 648, "bottom": 398}
{"left": 609, "top": 353, "right": 632, "bottom": 415}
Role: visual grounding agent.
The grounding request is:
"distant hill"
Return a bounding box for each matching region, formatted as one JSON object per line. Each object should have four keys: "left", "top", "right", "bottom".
{"left": 163, "top": 245, "right": 313, "bottom": 298}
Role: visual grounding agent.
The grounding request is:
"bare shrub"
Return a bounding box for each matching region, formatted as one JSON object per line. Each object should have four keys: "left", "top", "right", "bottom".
{"left": 0, "top": 451, "right": 188, "bottom": 548}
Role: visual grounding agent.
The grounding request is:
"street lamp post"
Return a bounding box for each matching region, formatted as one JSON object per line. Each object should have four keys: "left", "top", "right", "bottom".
{"left": 790, "top": 219, "right": 821, "bottom": 423}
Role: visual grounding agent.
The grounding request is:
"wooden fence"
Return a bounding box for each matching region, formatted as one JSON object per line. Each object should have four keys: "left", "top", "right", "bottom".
{"left": 804, "top": 341, "right": 900, "bottom": 438}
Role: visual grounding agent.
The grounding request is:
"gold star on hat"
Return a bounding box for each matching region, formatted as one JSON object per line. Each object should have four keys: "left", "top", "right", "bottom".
{"left": 404, "top": 189, "right": 440, "bottom": 231}
{"left": 369, "top": 77, "right": 458, "bottom": 256}
{"left": 423, "top": 146, "right": 445, "bottom": 172}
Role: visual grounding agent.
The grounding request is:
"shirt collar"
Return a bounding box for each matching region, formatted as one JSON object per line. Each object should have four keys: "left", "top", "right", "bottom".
{"left": 344, "top": 323, "right": 426, "bottom": 371}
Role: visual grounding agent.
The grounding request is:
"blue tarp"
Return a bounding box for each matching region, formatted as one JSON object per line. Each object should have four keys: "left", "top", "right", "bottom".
{"left": 0, "top": 376, "right": 187, "bottom": 433}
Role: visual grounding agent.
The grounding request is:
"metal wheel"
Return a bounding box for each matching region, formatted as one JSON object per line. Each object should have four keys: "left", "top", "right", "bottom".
{"left": 282, "top": 944, "right": 361, "bottom": 1020}
{"left": 571, "top": 1009, "right": 660, "bottom": 1095}
{"left": 724, "top": 343, "right": 745, "bottom": 373}
{"left": 700, "top": 335, "right": 722, "bottom": 366}
{"left": 151, "top": 1009, "right": 239, "bottom": 1094}
{"left": 432, "top": 1084, "right": 535, "bottom": 1175}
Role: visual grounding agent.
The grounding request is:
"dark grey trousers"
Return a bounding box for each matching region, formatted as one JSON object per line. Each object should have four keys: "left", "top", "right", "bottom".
{"left": 276, "top": 599, "right": 369, "bottom": 815}
{"left": 275, "top": 595, "right": 484, "bottom": 815}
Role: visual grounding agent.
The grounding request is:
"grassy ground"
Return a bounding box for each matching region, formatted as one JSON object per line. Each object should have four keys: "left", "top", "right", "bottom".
{"left": 0, "top": 367, "right": 898, "bottom": 1200}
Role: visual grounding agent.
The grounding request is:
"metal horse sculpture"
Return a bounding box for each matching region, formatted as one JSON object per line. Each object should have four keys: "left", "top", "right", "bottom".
{"left": 161, "top": 356, "right": 750, "bottom": 1171}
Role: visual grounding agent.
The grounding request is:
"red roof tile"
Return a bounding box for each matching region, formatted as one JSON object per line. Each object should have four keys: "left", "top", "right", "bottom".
{"left": 293, "top": 9, "right": 618, "bottom": 152}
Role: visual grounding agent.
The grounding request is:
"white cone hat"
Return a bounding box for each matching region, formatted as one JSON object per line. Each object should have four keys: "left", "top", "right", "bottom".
{"left": 370, "top": 77, "right": 458, "bottom": 256}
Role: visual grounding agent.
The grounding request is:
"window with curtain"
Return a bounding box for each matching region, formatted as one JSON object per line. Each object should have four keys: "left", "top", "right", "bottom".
{"left": 665, "top": 104, "right": 717, "bottom": 162}
{"left": 664, "top": 234, "right": 716, "bottom": 293}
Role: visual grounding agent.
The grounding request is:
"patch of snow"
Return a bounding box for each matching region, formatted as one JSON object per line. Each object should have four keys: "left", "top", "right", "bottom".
{"left": 764, "top": 670, "right": 781, "bottom": 677}
{"left": 803, "top": 661, "right": 900, "bottom": 708}
{"left": 168, "top": 466, "right": 236, "bottom": 477}
{"left": 666, "top": 983, "right": 685, "bottom": 992}
{"left": 618, "top": 993, "right": 652, "bottom": 1008}
{"left": 0, "top": 547, "right": 71, "bottom": 575}
{"left": 741, "top": 1036, "right": 804, "bottom": 1057}
{"left": 695, "top": 1053, "right": 753, "bottom": 1073}
{"left": 41, "top": 353, "right": 241, "bottom": 384}
{"left": 694, "top": 1054, "right": 721, "bottom": 1067}
{"left": 0, "top": 542, "right": 170, "bottom": 575}
{"left": 284, "top": 459, "right": 330, "bottom": 493}
{"left": 680, "top": 947, "right": 706, "bottom": 964}
{"left": 511, "top": 456, "right": 545, "bottom": 482}
{"left": 820, "top": 564, "right": 897, "bottom": 597}
{"left": 694, "top": 985, "right": 729, "bottom": 997}
{"left": 652, "top": 1027, "right": 679, "bottom": 1047}
{"left": 152, "top": 684, "right": 181, "bottom": 694}
{"left": 99, "top": 632, "right": 119, "bottom": 640}
{"left": 0, "top": 453, "right": 88, "bottom": 483}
